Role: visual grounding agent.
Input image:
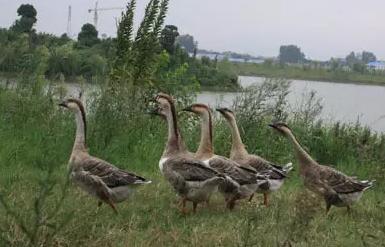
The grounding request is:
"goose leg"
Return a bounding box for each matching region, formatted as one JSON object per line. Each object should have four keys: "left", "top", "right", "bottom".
{"left": 326, "top": 202, "right": 331, "bottom": 215}
{"left": 180, "top": 198, "right": 188, "bottom": 215}
{"left": 193, "top": 202, "right": 198, "bottom": 213}
{"left": 346, "top": 206, "right": 351, "bottom": 215}
{"left": 263, "top": 193, "right": 269, "bottom": 207}
{"left": 105, "top": 199, "right": 118, "bottom": 214}
{"left": 227, "top": 198, "right": 236, "bottom": 210}
{"left": 248, "top": 193, "right": 254, "bottom": 202}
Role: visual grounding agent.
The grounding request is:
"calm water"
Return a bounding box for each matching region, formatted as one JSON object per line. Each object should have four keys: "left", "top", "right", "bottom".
{"left": 5, "top": 76, "right": 382, "bottom": 132}
{"left": 197, "top": 76, "right": 385, "bottom": 132}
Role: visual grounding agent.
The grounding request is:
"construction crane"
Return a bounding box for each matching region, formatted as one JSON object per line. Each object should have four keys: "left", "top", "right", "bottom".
{"left": 88, "top": 1, "right": 124, "bottom": 29}
{"left": 66, "top": 5, "right": 72, "bottom": 37}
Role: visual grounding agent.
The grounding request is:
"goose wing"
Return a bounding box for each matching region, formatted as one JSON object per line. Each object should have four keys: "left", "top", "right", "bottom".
{"left": 164, "top": 157, "right": 223, "bottom": 182}
{"left": 72, "top": 170, "right": 111, "bottom": 200}
{"left": 319, "top": 165, "right": 370, "bottom": 194}
{"left": 208, "top": 156, "right": 259, "bottom": 185}
{"left": 82, "top": 157, "right": 149, "bottom": 188}
{"left": 245, "top": 156, "right": 286, "bottom": 179}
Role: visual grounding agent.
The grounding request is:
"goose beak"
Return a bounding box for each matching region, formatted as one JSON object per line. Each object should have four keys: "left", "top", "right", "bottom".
{"left": 146, "top": 107, "right": 159, "bottom": 115}
{"left": 182, "top": 106, "right": 193, "bottom": 112}
{"left": 58, "top": 101, "right": 67, "bottom": 108}
{"left": 216, "top": 108, "right": 225, "bottom": 114}
{"left": 268, "top": 123, "right": 276, "bottom": 129}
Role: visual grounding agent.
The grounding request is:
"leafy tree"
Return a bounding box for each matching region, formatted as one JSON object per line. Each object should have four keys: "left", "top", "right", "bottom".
{"left": 77, "top": 23, "right": 99, "bottom": 47}
{"left": 176, "top": 34, "right": 195, "bottom": 53}
{"left": 345, "top": 51, "right": 357, "bottom": 67}
{"left": 160, "top": 25, "right": 179, "bottom": 54}
{"left": 112, "top": 0, "right": 170, "bottom": 86}
{"left": 361, "top": 51, "right": 376, "bottom": 64}
{"left": 352, "top": 63, "right": 366, "bottom": 73}
{"left": 11, "top": 4, "right": 37, "bottom": 33}
{"left": 279, "top": 45, "right": 305, "bottom": 64}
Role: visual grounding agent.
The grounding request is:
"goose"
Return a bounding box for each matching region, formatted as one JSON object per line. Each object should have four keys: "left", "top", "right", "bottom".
{"left": 269, "top": 122, "right": 375, "bottom": 213}
{"left": 216, "top": 108, "right": 293, "bottom": 207}
{"left": 150, "top": 93, "right": 225, "bottom": 214}
{"left": 182, "top": 104, "right": 268, "bottom": 209}
{"left": 59, "top": 98, "right": 151, "bottom": 213}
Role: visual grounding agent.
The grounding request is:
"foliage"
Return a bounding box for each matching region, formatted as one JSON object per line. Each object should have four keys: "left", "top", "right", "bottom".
{"left": 160, "top": 25, "right": 179, "bottom": 54}
{"left": 10, "top": 4, "right": 37, "bottom": 33}
{"left": 361, "top": 51, "right": 376, "bottom": 64}
{"left": 220, "top": 61, "right": 385, "bottom": 85}
{"left": 345, "top": 51, "right": 377, "bottom": 73}
{"left": 279, "top": 45, "right": 305, "bottom": 64}
{"left": 112, "top": 0, "right": 170, "bottom": 86}
{"left": 176, "top": 34, "right": 196, "bottom": 53}
{"left": 0, "top": 77, "right": 384, "bottom": 246}
{"left": 77, "top": 23, "right": 99, "bottom": 48}
{"left": 0, "top": 84, "right": 73, "bottom": 246}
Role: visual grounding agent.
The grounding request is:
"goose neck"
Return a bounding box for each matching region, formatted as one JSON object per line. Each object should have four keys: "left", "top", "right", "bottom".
{"left": 227, "top": 116, "right": 248, "bottom": 156}
{"left": 285, "top": 130, "right": 315, "bottom": 166}
{"left": 195, "top": 110, "right": 214, "bottom": 159}
{"left": 72, "top": 109, "right": 87, "bottom": 152}
{"left": 163, "top": 109, "right": 186, "bottom": 156}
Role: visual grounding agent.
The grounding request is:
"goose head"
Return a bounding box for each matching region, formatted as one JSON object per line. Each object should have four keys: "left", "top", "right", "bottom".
{"left": 182, "top": 103, "right": 211, "bottom": 115}
{"left": 149, "top": 93, "right": 175, "bottom": 119}
{"left": 268, "top": 122, "right": 292, "bottom": 135}
{"left": 58, "top": 98, "right": 85, "bottom": 114}
{"left": 216, "top": 107, "right": 234, "bottom": 120}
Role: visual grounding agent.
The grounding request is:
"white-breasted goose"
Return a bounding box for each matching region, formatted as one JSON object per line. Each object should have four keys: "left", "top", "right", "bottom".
{"left": 183, "top": 104, "right": 268, "bottom": 209}
{"left": 216, "top": 108, "right": 293, "bottom": 207}
{"left": 150, "top": 93, "right": 225, "bottom": 214}
{"left": 269, "top": 122, "right": 374, "bottom": 213}
{"left": 59, "top": 98, "right": 151, "bottom": 213}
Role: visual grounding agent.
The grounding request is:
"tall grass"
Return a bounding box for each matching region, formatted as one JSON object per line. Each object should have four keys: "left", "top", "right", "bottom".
{"left": 219, "top": 61, "right": 385, "bottom": 85}
{"left": 0, "top": 78, "right": 384, "bottom": 246}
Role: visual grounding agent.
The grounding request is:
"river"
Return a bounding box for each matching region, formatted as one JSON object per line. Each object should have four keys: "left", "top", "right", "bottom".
{"left": 8, "top": 76, "right": 383, "bottom": 132}
{"left": 197, "top": 76, "right": 385, "bottom": 132}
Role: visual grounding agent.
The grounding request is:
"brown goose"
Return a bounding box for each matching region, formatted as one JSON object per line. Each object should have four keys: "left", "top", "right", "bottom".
{"left": 269, "top": 122, "right": 374, "bottom": 213}
{"left": 150, "top": 93, "right": 225, "bottom": 214}
{"left": 182, "top": 104, "right": 267, "bottom": 209}
{"left": 216, "top": 108, "right": 293, "bottom": 206}
{"left": 59, "top": 99, "right": 151, "bottom": 213}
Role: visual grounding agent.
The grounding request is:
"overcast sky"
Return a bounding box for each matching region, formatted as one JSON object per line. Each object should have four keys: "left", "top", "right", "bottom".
{"left": 1, "top": 0, "right": 384, "bottom": 60}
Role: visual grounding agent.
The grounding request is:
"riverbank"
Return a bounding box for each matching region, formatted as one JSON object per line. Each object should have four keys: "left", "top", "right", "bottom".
{"left": 1, "top": 85, "right": 384, "bottom": 246}
{"left": 218, "top": 62, "right": 385, "bottom": 86}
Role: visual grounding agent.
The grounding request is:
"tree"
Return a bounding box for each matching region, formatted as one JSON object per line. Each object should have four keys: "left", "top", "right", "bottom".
{"left": 176, "top": 34, "right": 195, "bottom": 53}
{"left": 278, "top": 45, "right": 305, "bottom": 64}
{"left": 160, "top": 25, "right": 179, "bottom": 54}
{"left": 77, "top": 23, "right": 99, "bottom": 47}
{"left": 352, "top": 62, "right": 366, "bottom": 73}
{"left": 361, "top": 51, "right": 376, "bottom": 64}
{"left": 11, "top": 4, "right": 37, "bottom": 33}
{"left": 345, "top": 51, "right": 358, "bottom": 67}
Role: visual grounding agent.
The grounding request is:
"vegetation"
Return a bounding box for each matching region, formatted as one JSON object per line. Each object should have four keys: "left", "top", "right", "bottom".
{"left": 279, "top": 45, "right": 305, "bottom": 64}
{"left": 0, "top": 1, "right": 237, "bottom": 90}
{"left": 219, "top": 60, "right": 385, "bottom": 85}
{"left": 176, "top": 34, "right": 196, "bottom": 53}
{"left": 10, "top": 4, "right": 37, "bottom": 34}
{"left": 0, "top": 76, "right": 384, "bottom": 246}
{"left": 0, "top": 1, "right": 384, "bottom": 246}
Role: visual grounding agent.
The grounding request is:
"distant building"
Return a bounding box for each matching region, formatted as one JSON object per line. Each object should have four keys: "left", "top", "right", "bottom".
{"left": 367, "top": 61, "right": 385, "bottom": 70}
{"left": 189, "top": 52, "right": 266, "bottom": 64}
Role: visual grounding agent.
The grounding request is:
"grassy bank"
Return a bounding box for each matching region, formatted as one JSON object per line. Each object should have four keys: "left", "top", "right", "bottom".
{"left": 0, "top": 81, "right": 384, "bottom": 246}
{"left": 219, "top": 61, "right": 385, "bottom": 85}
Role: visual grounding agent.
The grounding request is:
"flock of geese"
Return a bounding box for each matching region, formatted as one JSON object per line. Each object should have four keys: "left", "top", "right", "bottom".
{"left": 58, "top": 93, "right": 374, "bottom": 215}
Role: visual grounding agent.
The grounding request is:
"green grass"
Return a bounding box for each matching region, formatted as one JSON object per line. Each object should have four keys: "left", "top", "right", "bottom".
{"left": 2, "top": 168, "right": 384, "bottom": 246}
{"left": 219, "top": 61, "right": 385, "bottom": 85}
{"left": 1, "top": 85, "right": 385, "bottom": 246}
